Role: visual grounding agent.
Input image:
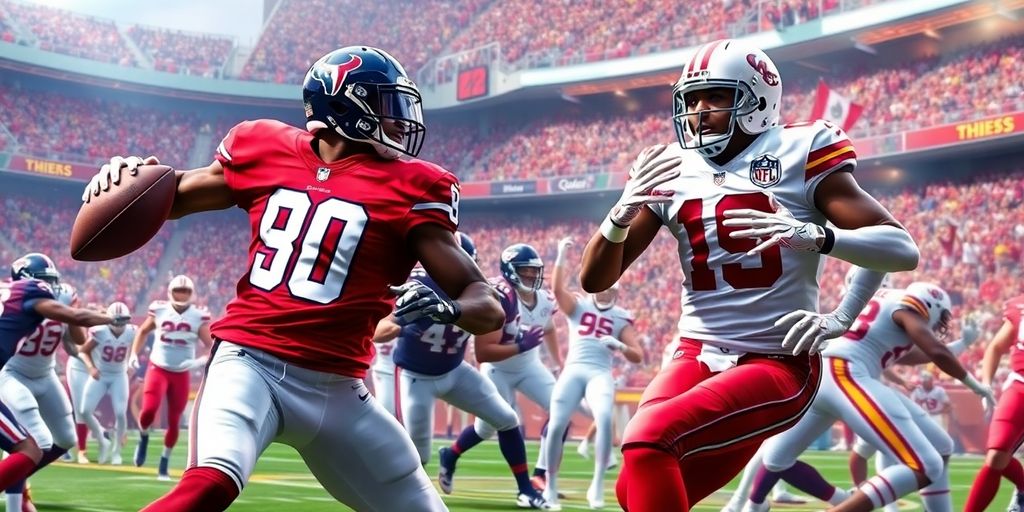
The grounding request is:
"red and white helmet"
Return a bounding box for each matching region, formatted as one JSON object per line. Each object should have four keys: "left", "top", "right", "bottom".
{"left": 167, "top": 275, "right": 194, "bottom": 307}
{"left": 903, "top": 282, "right": 953, "bottom": 338}
{"left": 672, "top": 39, "right": 782, "bottom": 158}
{"left": 107, "top": 301, "right": 131, "bottom": 326}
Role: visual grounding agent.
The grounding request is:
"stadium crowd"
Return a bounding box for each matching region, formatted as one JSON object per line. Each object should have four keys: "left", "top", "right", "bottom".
{"left": 1, "top": 0, "right": 136, "bottom": 66}
{"left": 125, "top": 25, "right": 233, "bottom": 77}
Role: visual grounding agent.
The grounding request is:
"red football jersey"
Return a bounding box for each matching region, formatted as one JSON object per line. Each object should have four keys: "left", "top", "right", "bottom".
{"left": 1006, "top": 296, "right": 1024, "bottom": 374}
{"left": 210, "top": 119, "right": 460, "bottom": 377}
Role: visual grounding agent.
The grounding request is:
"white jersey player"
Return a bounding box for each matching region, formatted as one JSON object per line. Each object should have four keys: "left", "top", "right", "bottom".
{"left": 910, "top": 373, "right": 950, "bottom": 421}
{"left": 471, "top": 244, "right": 562, "bottom": 486}
{"left": 542, "top": 236, "right": 643, "bottom": 509}
{"left": 78, "top": 302, "right": 136, "bottom": 465}
{"left": 743, "top": 283, "right": 995, "bottom": 512}
{"left": 370, "top": 337, "right": 397, "bottom": 416}
{"left": 130, "top": 274, "right": 212, "bottom": 479}
{"left": 0, "top": 282, "right": 86, "bottom": 510}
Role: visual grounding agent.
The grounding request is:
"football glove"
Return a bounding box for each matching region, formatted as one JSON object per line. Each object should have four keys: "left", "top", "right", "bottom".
{"left": 607, "top": 145, "right": 681, "bottom": 228}
{"left": 963, "top": 374, "right": 997, "bottom": 415}
{"left": 723, "top": 193, "right": 825, "bottom": 255}
{"left": 181, "top": 355, "right": 209, "bottom": 371}
{"left": 514, "top": 325, "right": 545, "bottom": 353}
{"left": 128, "top": 353, "right": 140, "bottom": 372}
{"left": 598, "top": 335, "right": 627, "bottom": 352}
{"left": 775, "top": 309, "right": 853, "bottom": 356}
{"left": 390, "top": 281, "right": 461, "bottom": 325}
{"left": 959, "top": 318, "right": 981, "bottom": 348}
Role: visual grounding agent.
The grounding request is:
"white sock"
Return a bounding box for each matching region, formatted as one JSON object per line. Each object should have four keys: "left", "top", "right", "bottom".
{"left": 828, "top": 487, "right": 850, "bottom": 506}
{"left": 6, "top": 492, "right": 22, "bottom": 510}
{"left": 162, "top": 446, "right": 173, "bottom": 458}
{"left": 919, "top": 463, "right": 952, "bottom": 512}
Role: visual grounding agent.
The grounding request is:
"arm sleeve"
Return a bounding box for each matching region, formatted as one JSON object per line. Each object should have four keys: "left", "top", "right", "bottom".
{"left": 803, "top": 120, "right": 857, "bottom": 206}
{"left": 213, "top": 121, "right": 260, "bottom": 210}
{"left": 21, "top": 281, "right": 55, "bottom": 311}
{"left": 403, "top": 172, "right": 460, "bottom": 236}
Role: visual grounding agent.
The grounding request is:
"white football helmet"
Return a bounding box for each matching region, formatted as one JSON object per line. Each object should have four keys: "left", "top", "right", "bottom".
{"left": 167, "top": 275, "right": 194, "bottom": 308}
{"left": 903, "top": 282, "right": 953, "bottom": 338}
{"left": 672, "top": 39, "right": 782, "bottom": 158}
{"left": 107, "top": 301, "right": 131, "bottom": 333}
{"left": 592, "top": 283, "right": 620, "bottom": 311}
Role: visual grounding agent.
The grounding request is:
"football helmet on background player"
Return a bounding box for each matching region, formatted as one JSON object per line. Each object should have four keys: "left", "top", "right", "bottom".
{"left": 167, "top": 275, "right": 194, "bottom": 308}
{"left": 10, "top": 252, "right": 60, "bottom": 285}
{"left": 500, "top": 244, "right": 544, "bottom": 294}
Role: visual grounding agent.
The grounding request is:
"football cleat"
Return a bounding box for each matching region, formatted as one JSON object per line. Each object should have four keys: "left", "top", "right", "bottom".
{"left": 438, "top": 447, "right": 457, "bottom": 494}
{"left": 517, "top": 490, "right": 557, "bottom": 510}
{"left": 77, "top": 451, "right": 90, "bottom": 464}
{"left": 1007, "top": 490, "right": 1024, "bottom": 512}
{"left": 586, "top": 484, "right": 605, "bottom": 509}
{"left": 134, "top": 433, "right": 149, "bottom": 467}
{"left": 158, "top": 455, "right": 171, "bottom": 480}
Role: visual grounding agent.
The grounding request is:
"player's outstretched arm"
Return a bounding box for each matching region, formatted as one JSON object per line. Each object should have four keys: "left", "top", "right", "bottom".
{"left": 33, "top": 300, "right": 112, "bottom": 327}
{"left": 617, "top": 324, "right": 644, "bottom": 364}
{"left": 373, "top": 315, "right": 401, "bottom": 343}
{"left": 981, "top": 320, "right": 1016, "bottom": 387}
{"left": 552, "top": 237, "right": 579, "bottom": 317}
{"left": 580, "top": 145, "right": 679, "bottom": 293}
{"left": 410, "top": 224, "right": 504, "bottom": 335}
{"left": 895, "top": 309, "right": 995, "bottom": 409}
{"left": 82, "top": 156, "right": 235, "bottom": 219}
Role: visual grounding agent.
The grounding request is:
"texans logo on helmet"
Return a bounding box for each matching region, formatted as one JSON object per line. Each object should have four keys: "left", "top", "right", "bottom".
{"left": 746, "top": 54, "right": 779, "bottom": 87}
{"left": 312, "top": 54, "right": 363, "bottom": 96}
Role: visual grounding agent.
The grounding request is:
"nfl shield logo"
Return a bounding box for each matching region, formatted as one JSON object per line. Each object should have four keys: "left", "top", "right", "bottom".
{"left": 316, "top": 167, "right": 330, "bottom": 182}
{"left": 749, "top": 154, "right": 781, "bottom": 188}
{"left": 713, "top": 171, "right": 726, "bottom": 186}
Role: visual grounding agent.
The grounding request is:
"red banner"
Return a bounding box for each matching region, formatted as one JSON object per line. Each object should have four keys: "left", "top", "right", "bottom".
{"left": 7, "top": 154, "right": 96, "bottom": 181}
{"left": 906, "top": 112, "right": 1023, "bottom": 150}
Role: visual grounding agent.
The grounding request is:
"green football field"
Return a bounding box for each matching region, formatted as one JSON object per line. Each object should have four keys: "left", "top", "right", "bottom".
{"left": 7, "top": 436, "right": 1012, "bottom": 511}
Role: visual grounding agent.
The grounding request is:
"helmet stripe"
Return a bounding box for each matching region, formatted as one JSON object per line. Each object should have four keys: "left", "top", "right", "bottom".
{"left": 698, "top": 39, "right": 725, "bottom": 72}
{"left": 687, "top": 42, "right": 711, "bottom": 74}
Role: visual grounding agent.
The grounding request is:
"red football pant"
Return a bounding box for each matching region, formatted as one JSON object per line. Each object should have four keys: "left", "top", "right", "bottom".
{"left": 141, "top": 466, "right": 239, "bottom": 512}
{"left": 139, "top": 365, "right": 191, "bottom": 449}
{"left": 617, "top": 338, "right": 821, "bottom": 511}
{"left": 986, "top": 380, "right": 1024, "bottom": 452}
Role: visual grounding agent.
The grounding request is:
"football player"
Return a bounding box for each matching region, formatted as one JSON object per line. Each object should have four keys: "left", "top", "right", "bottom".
{"left": 78, "top": 301, "right": 136, "bottom": 465}
{"left": 129, "top": 274, "right": 212, "bottom": 480}
{"left": 742, "top": 283, "right": 993, "bottom": 512}
{"left": 85, "top": 45, "right": 503, "bottom": 512}
{"left": 378, "top": 232, "right": 552, "bottom": 509}
{"left": 63, "top": 330, "right": 93, "bottom": 463}
{"left": 369, "top": 322, "right": 398, "bottom": 417}
{"left": 542, "top": 236, "right": 644, "bottom": 509}
{"left": 578, "top": 38, "right": 921, "bottom": 511}
{"left": 0, "top": 253, "right": 112, "bottom": 511}
{"left": 442, "top": 243, "right": 564, "bottom": 491}
{"left": 965, "top": 292, "right": 1024, "bottom": 511}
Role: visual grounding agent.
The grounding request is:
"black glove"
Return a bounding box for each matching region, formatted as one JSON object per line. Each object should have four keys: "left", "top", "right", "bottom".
{"left": 389, "top": 282, "right": 461, "bottom": 325}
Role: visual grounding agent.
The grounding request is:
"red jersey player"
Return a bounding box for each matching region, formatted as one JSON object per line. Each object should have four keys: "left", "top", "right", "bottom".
{"left": 965, "top": 295, "right": 1024, "bottom": 512}
{"left": 82, "top": 46, "right": 504, "bottom": 512}
{"left": 579, "top": 39, "right": 919, "bottom": 512}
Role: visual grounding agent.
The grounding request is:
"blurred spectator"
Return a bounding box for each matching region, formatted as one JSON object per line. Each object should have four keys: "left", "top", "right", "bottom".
{"left": 3, "top": 0, "right": 136, "bottom": 66}
{"left": 126, "top": 25, "right": 233, "bottom": 78}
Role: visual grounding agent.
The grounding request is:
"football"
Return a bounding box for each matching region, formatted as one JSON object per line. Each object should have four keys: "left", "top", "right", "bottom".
{"left": 70, "top": 164, "right": 177, "bottom": 262}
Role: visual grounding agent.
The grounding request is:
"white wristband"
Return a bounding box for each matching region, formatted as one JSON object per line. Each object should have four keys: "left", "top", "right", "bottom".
{"left": 600, "top": 217, "right": 629, "bottom": 244}
{"left": 962, "top": 374, "right": 986, "bottom": 394}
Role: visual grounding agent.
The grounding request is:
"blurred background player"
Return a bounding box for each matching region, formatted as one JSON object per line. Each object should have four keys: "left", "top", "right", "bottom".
{"left": 542, "top": 236, "right": 644, "bottom": 509}
{"left": 77, "top": 301, "right": 136, "bottom": 465}
{"left": 469, "top": 243, "right": 563, "bottom": 489}
{"left": 63, "top": 327, "right": 93, "bottom": 464}
{"left": 380, "top": 232, "right": 552, "bottom": 509}
{"left": 0, "top": 253, "right": 113, "bottom": 511}
{"left": 370, "top": 320, "right": 398, "bottom": 417}
{"left": 965, "top": 292, "right": 1024, "bottom": 511}
{"left": 911, "top": 372, "right": 951, "bottom": 430}
{"left": 743, "top": 283, "right": 994, "bottom": 512}
{"left": 129, "top": 274, "right": 212, "bottom": 480}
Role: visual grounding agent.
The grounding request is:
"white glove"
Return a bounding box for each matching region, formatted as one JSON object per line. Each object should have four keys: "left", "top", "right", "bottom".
{"left": 128, "top": 353, "right": 140, "bottom": 372}
{"left": 598, "top": 335, "right": 627, "bottom": 352}
{"left": 774, "top": 309, "right": 853, "bottom": 356}
{"left": 722, "top": 193, "right": 825, "bottom": 255}
{"left": 54, "top": 283, "right": 78, "bottom": 306}
{"left": 963, "top": 374, "right": 997, "bottom": 414}
{"left": 182, "top": 356, "right": 209, "bottom": 370}
{"left": 82, "top": 155, "right": 160, "bottom": 203}
{"left": 959, "top": 318, "right": 980, "bottom": 348}
{"left": 607, "top": 145, "right": 681, "bottom": 227}
{"left": 556, "top": 236, "right": 572, "bottom": 266}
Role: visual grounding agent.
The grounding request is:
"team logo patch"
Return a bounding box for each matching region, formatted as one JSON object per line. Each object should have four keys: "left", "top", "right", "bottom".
{"left": 10, "top": 258, "right": 27, "bottom": 277}
{"left": 713, "top": 171, "right": 726, "bottom": 186}
{"left": 316, "top": 167, "right": 330, "bottom": 182}
{"left": 311, "top": 54, "right": 363, "bottom": 96}
{"left": 746, "top": 54, "right": 780, "bottom": 86}
{"left": 749, "top": 154, "right": 781, "bottom": 188}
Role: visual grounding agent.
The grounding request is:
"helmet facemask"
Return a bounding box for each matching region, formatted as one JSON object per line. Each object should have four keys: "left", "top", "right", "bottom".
{"left": 330, "top": 79, "right": 425, "bottom": 160}
{"left": 673, "top": 82, "right": 759, "bottom": 158}
{"left": 593, "top": 285, "right": 619, "bottom": 311}
{"left": 933, "top": 310, "right": 952, "bottom": 340}
{"left": 510, "top": 265, "right": 544, "bottom": 294}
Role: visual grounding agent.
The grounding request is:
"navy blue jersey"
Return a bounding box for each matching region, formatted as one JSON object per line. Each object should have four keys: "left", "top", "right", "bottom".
{"left": 0, "top": 279, "right": 55, "bottom": 366}
{"left": 392, "top": 268, "right": 472, "bottom": 376}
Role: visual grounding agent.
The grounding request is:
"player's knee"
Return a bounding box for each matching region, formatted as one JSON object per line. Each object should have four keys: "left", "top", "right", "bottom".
{"left": 931, "top": 432, "right": 954, "bottom": 457}
{"left": 918, "top": 449, "right": 945, "bottom": 484}
{"left": 762, "top": 453, "right": 794, "bottom": 473}
{"left": 14, "top": 438, "right": 42, "bottom": 464}
{"left": 621, "top": 408, "right": 669, "bottom": 447}
{"left": 473, "top": 418, "right": 496, "bottom": 439}
{"left": 986, "top": 449, "right": 1012, "bottom": 469}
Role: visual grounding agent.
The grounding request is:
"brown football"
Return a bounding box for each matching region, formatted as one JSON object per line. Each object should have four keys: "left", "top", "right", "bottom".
{"left": 70, "top": 164, "right": 176, "bottom": 261}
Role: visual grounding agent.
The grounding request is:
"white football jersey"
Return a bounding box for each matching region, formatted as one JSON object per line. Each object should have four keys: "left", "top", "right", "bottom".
{"left": 148, "top": 300, "right": 211, "bottom": 372}
{"left": 565, "top": 296, "right": 634, "bottom": 370}
{"left": 910, "top": 385, "right": 949, "bottom": 415}
{"left": 822, "top": 288, "right": 920, "bottom": 377}
{"left": 5, "top": 319, "right": 67, "bottom": 378}
{"left": 372, "top": 339, "right": 396, "bottom": 374}
{"left": 88, "top": 324, "right": 137, "bottom": 375}
{"left": 491, "top": 288, "right": 557, "bottom": 372}
{"left": 647, "top": 120, "right": 857, "bottom": 354}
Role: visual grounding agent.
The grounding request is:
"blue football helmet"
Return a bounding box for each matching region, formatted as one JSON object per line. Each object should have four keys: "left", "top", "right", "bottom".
{"left": 457, "top": 232, "right": 477, "bottom": 262}
{"left": 302, "top": 46, "right": 425, "bottom": 160}
{"left": 10, "top": 253, "right": 60, "bottom": 285}
{"left": 500, "top": 244, "right": 543, "bottom": 293}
